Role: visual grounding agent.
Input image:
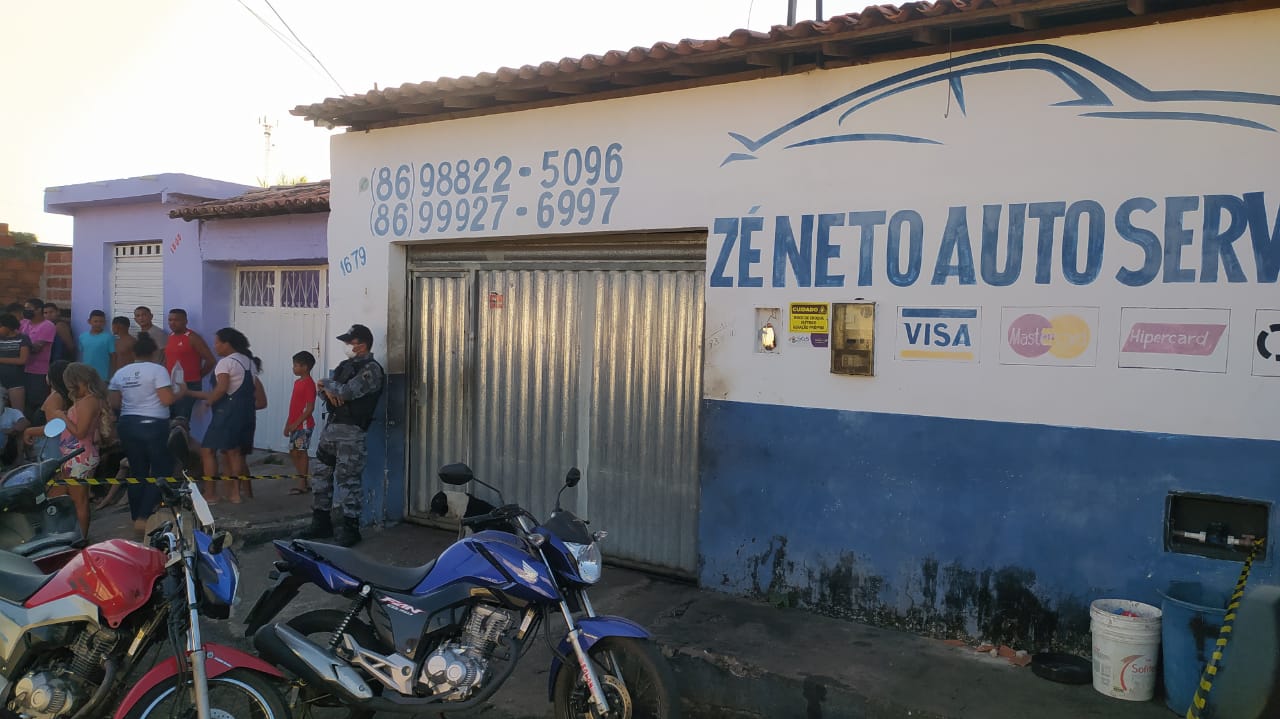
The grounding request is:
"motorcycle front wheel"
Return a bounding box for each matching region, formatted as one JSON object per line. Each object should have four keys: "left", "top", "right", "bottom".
{"left": 552, "top": 637, "right": 680, "bottom": 719}
{"left": 120, "top": 668, "right": 289, "bottom": 719}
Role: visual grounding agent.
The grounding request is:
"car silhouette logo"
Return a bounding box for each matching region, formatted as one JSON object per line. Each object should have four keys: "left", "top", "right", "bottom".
{"left": 722, "top": 43, "right": 1280, "bottom": 166}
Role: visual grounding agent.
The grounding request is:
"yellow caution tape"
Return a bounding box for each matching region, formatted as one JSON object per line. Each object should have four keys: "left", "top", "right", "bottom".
{"left": 1186, "top": 538, "right": 1265, "bottom": 719}
{"left": 48, "top": 474, "right": 309, "bottom": 486}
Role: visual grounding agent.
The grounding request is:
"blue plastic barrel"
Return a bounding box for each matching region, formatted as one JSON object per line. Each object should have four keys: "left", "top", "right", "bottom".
{"left": 1161, "top": 581, "right": 1229, "bottom": 714}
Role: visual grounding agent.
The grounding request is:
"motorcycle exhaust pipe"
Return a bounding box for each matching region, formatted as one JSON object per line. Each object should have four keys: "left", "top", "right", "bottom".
{"left": 253, "top": 623, "right": 374, "bottom": 702}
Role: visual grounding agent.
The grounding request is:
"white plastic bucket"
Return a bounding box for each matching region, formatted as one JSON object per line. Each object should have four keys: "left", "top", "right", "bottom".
{"left": 1091, "top": 598, "right": 1162, "bottom": 701}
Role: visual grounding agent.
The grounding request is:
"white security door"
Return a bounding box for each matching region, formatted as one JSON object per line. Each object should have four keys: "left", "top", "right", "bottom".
{"left": 111, "top": 243, "right": 164, "bottom": 319}
{"left": 233, "top": 267, "right": 329, "bottom": 453}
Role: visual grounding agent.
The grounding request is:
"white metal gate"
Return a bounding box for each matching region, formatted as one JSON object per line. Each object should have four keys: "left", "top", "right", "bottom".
{"left": 406, "top": 234, "right": 705, "bottom": 576}
{"left": 112, "top": 243, "right": 164, "bottom": 320}
{"left": 232, "top": 267, "right": 329, "bottom": 453}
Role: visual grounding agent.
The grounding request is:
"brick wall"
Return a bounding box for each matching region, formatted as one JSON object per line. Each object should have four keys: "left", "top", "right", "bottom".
{"left": 0, "top": 222, "right": 73, "bottom": 308}
{"left": 41, "top": 250, "right": 72, "bottom": 306}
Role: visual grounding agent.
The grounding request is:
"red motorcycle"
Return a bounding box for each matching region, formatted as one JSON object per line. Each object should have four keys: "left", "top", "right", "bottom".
{"left": 0, "top": 477, "right": 289, "bottom": 719}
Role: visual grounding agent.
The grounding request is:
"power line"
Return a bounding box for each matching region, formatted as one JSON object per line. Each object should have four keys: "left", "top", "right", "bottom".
{"left": 233, "top": 0, "right": 326, "bottom": 81}
{"left": 261, "top": 0, "right": 347, "bottom": 95}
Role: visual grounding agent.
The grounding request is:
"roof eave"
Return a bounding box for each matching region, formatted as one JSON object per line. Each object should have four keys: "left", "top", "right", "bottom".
{"left": 292, "top": 0, "right": 1259, "bottom": 131}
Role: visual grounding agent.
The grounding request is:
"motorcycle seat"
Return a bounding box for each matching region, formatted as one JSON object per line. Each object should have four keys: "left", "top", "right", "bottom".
{"left": 293, "top": 540, "right": 436, "bottom": 592}
{"left": 0, "top": 549, "right": 53, "bottom": 603}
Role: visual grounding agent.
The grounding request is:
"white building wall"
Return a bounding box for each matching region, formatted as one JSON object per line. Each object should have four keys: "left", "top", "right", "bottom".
{"left": 329, "top": 9, "right": 1280, "bottom": 443}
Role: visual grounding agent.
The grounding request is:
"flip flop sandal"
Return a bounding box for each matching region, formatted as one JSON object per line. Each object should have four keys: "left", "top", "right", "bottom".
{"left": 1031, "top": 653, "right": 1091, "bottom": 684}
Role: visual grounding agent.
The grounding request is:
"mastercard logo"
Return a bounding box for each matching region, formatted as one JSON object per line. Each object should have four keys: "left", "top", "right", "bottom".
{"left": 1007, "top": 313, "right": 1091, "bottom": 359}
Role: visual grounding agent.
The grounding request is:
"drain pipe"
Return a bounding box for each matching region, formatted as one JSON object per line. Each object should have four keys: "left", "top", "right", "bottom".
{"left": 787, "top": 1, "right": 823, "bottom": 26}
{"left": 1171, "top": 529, "right": 1261, "bottom": 549}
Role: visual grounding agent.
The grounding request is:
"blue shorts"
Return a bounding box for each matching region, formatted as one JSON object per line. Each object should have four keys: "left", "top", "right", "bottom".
{"left": 289, "top": 428, "right": 313, "bottom": 451}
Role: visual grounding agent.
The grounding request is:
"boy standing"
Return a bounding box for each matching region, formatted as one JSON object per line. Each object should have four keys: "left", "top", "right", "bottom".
{"left": 284, "top": 351, "right": 317, "bottom": 495}
{"left": 79, "top": 310, "right": 115, "bottom": 380}
{"left": 111, "top": 317, "right": 136, "bottom": 374}
{"left": 43, "top": 303, "right": 77, "bottom": 362}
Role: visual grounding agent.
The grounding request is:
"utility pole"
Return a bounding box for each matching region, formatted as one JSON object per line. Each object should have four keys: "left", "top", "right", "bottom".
{"left": 259, "top": 116, "right": 277, "bottom": 184}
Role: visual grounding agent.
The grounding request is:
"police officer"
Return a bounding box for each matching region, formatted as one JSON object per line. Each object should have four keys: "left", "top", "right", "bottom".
{"left": 301, "top": 324, "right": 385, "bottom": 546}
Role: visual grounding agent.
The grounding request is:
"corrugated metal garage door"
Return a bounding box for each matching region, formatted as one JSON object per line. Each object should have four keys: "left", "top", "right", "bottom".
{"left": 406, "top": 233, "right": 705, "bottom": 577}
{"left": 111, "top": 243, "right": 164, "bottom": 319}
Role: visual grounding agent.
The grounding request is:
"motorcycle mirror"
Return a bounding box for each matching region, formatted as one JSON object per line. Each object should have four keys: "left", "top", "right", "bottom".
{"left": 210, "top": 530, "right": 233, "bottom": 555}
{"left": 42, "top": 418, "right": 66, "bottom": 438}
{"left": 565, "top": 467, "right": 581, "bottom": 488}
{"left": 438, "top": 463, "right": 474, "bottom": 486}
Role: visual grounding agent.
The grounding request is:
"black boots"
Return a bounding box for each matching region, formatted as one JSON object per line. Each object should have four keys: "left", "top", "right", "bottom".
{"left": 299, "top": 510, "right": 333, "bottom": 539}
{"left": 299, "top": 510, "right": 360, "bottom": 546}
{"left": 334, "top": 517, "right": 362, "bottom": 547}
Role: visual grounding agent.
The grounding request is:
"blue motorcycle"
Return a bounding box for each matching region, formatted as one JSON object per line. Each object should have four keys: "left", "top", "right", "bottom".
{"left": 244, "top": 464, "right": 678, "bottom": 718}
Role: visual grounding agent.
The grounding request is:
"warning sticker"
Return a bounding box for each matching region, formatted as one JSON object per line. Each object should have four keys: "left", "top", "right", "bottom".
{"left": 789, "top": 303, "right": 829, "bottom": 333}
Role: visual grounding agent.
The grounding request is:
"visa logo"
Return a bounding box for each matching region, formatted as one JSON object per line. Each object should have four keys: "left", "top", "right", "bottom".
{"left": 897, "top": 308, "right": 980, "bottom": 362}
{"left": 903, "top": 322, "right": 973, "bottom": 347}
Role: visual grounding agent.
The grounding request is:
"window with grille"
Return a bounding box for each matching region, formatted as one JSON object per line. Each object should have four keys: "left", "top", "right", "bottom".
{"left": 238, "top": 270, "right": 276, "bottom": 307}
{"left": 236, "top": 267, "right": 328, "bottom": 309}
{"left": 281, "top": 270, "right": 323, "bottom": 308}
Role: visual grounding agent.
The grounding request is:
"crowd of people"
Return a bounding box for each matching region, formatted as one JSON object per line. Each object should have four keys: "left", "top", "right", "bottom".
{"left": 0, "top": 299, "right": 361, "bottom": 542}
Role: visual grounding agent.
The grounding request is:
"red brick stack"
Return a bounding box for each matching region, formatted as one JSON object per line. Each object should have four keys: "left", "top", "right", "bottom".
{"left": 0, "top": 222, "right": 73, "bottom": 305}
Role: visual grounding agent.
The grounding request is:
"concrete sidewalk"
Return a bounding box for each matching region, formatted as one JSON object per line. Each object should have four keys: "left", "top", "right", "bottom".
{"left": 256, "top": 523, "right": 1176, "bottom": 719}
{"left": 88, "top": 469, "right": 1178, "bottom": 718}
{"left": 87, "top": 449, "right": 313, "bottom": 545}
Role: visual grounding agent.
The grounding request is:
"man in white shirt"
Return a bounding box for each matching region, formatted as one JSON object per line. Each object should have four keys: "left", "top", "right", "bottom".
{"left": 0, "top": 387, "right": 31, "bottom": 466}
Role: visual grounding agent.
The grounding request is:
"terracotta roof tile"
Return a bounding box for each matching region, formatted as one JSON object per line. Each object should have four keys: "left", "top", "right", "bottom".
{"left": 293, "top": 0, "right": 1238, "bottom": 129}
{"left": 169, "top": 181, "right": 330, "bottom": 221}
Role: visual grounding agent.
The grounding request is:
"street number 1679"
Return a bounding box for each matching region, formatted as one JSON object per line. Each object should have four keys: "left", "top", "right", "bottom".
{"left": 340, "top": 246, "right": 367, "bottom": 276}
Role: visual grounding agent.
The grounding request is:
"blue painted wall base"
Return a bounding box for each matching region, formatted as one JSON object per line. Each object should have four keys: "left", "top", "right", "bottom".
{"left": 698, "top": 399, "right": 1280, "bottom": 649}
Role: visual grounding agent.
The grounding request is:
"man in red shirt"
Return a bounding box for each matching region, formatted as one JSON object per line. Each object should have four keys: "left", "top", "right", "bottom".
{"left": 283, "top": 351, "right": 317, "bottom": 495}
{"left": 165, "top": 309, "right": 216, "bottom": 421}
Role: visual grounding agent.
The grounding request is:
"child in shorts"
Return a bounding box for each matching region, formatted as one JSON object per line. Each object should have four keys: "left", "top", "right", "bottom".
{"left": 284, "top": 350, "right": 316, "bottom": 495}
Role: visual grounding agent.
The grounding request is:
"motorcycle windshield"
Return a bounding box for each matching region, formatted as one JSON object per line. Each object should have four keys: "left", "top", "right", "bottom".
{"left": 195, "top": 530, "right": 239, "bottom": 614}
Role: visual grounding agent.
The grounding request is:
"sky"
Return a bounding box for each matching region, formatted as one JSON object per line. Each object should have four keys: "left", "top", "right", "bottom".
{"left": 0, "top": 0, "right": 822, "bottom": 246}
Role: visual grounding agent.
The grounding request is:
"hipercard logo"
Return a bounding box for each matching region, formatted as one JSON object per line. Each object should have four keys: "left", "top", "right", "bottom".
{"left": 1118, "top": 308, "right": 1230, "bottom": 373}
{"left": 1122, "top": 323, "right": 1226, "bottom": 356}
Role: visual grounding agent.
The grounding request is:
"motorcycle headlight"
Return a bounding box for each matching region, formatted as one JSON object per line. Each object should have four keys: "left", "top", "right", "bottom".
{"left": 565, "top": 541, "right": 602, "bottom": 584}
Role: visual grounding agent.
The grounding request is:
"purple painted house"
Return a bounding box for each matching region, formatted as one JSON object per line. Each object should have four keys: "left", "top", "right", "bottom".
{"left": 45, "top": 173, "right": 252, "bottom": 332}
{"left": 44, "top": 174, "right": 331, "bottom": 452}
